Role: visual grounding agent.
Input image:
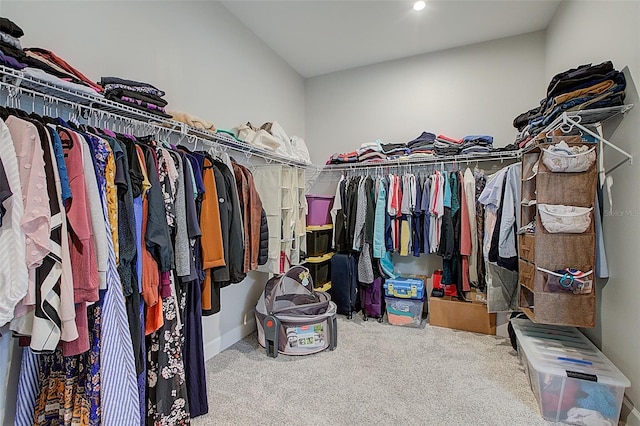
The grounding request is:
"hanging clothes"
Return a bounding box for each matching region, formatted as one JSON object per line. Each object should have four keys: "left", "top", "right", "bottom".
{"left": 479, "top": 164, "right": 520, "bottom": 312}
{"left": 463, "top": 168, "right": 478, "bottom": 285}
{"left": 0, "top": 119, "right": 27, "bottom": 328}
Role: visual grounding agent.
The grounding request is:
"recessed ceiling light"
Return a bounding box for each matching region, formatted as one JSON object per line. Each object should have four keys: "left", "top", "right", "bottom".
{"left": 413, "top": 1, "right": 426, "bottom": 11}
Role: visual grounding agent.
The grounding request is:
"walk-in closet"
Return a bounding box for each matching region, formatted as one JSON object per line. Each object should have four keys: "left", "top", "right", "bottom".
{"left": 0, "top": 1, "right": 638, "bottom": 425}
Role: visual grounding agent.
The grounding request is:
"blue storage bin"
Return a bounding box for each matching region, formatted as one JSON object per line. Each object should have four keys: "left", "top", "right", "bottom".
{"left": 383, "top": 277, "right": 425, "bottom": 299}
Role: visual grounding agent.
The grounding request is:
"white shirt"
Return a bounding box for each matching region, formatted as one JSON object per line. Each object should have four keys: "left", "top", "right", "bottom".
{"left": 0, "top": 120, "right": 27, "bottom": 327}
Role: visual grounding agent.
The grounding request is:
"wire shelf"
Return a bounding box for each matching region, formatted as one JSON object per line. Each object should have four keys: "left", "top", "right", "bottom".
{"left": 319, "top": 150, "right": 521, "bottom": 172}
{"left": 0, "top": 65, "right": 312, "bottom": 168}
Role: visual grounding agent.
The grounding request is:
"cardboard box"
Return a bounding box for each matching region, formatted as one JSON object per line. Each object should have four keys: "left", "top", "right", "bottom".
{"left": 428, "top": 296, "right": 496, "bottom": 335}
{"left": 466, "top": 288, "right": 487, "bottom": 304}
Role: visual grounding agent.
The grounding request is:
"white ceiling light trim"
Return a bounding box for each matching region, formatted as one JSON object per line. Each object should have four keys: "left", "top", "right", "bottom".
{"left": 413, "top": 1, "right": 426, "bottom": 12}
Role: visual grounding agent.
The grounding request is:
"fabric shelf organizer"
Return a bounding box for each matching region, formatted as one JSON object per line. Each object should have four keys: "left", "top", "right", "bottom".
{"left": 518, "top": 135, "right": 598, "bottom": 328}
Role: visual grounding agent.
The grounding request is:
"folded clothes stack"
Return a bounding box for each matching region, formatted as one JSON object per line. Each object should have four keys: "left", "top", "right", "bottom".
{"left": 407, "top": 131, "right": 436, "bottom": 157}
{"left": 513, "top": 61, "right": 626, "bottom": 145}
{"left": 101, "top": 77, "right": 170, "bottom": 118}
{"left": 0, "top": 17, "right": 27, "bottom": 70}
{"left": 26, "top": 48, "right": 103, "bottom": 93}
{"left": 357, "top": 142, "right": 386, "bottom": 162}
{"left": 460, "top": 135, "right": 493, "bottom": 155}
{"left": 328, "top": 151, "right": 359, "bottom": 165}
{"left": 380, "top": 142, "right": 409, "bottom": 157}
{"left": 0, "top": 17, "right": 104, "bottom": 94}
{"left": 434, "top": 134, "right": 462, "bottom": 156}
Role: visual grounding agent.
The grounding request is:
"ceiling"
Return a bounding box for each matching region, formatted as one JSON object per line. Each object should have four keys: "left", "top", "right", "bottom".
{"left": 222, "top": 0, "right": 562, "bottom": 78}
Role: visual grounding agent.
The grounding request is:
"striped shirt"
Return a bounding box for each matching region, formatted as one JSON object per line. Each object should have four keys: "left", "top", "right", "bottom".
{"left": 92, "top": 136, "right": 140, "bottom": 425}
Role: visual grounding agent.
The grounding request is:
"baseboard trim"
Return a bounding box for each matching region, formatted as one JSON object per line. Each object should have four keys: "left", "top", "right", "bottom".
{"left": 203, "top": 318, "right": 257, "bottom": 361}
{"left": 622, "top": 396, "right": 640, "bottom": 426}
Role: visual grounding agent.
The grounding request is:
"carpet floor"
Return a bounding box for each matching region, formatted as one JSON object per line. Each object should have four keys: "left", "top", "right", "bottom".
{"left": 192, "top": 316, "right": 556, "bottom": 425}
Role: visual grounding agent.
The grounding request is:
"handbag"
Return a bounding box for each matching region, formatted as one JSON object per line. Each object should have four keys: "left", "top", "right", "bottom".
{"left": 431, "top": 269, "right": 457, "bottom": 297}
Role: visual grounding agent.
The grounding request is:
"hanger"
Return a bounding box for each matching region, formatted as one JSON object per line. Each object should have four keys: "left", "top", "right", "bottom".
{"left": 58, "top": 127, "right": 74, "bottom": 152}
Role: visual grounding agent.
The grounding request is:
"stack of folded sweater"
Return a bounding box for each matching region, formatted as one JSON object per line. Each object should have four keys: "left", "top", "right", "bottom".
{"left": 379, "top": 142, "right": 409, "bottom": 159}
{"left": 0, "top": 17, "right": 27, "bottom": 70}
{"left": 460, "top": 135, "right": 493, "bottom": 155}
{"left": 100, "top": 77, "right": 170, "bottom": 118}
{"left": 328, "top": 151, "right": 359, "bottom": 165}
{"left": 434, "top": 134, "right": 462, "bottom": 156}
{"left": 406, "top": 131, "right": 436, "bottom": 157}
{"left": 357, "top": 142, "right": 386, "bottom": 162}
{"left": 513, "top": 61, "right": 626, "bottom": 140}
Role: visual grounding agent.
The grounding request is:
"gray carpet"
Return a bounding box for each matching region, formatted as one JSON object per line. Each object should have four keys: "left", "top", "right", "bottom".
{"left": 192, "top": 316, "right": 554, "bottom": 426}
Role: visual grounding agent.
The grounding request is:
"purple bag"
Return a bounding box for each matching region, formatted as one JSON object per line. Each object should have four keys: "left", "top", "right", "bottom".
{"left": 361, "top": 277, "right": 384, "bottom": 322}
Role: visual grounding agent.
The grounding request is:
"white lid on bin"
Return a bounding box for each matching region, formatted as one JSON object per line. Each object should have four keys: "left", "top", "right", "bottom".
{"left": 511, "top": 319, "right": 630, "bottom": 388}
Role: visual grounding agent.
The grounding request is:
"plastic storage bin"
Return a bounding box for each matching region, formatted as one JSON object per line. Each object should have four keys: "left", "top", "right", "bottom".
{"left": 306, "top": 195, "right": 334, "bottom": 226}
{"left": 385, "top": 296, "right": 424, "bottom": 327}
{"left": 384, "top": 277, "right": 425, "bottom": 300}
{"left": 304, "top": 252, "right": 333, "bottom": 287}
{"left": 511, "top": 318, "right": 630, "bottom": 425}
{"left": 306, "top": 225, "right": 333, "bottom": 257}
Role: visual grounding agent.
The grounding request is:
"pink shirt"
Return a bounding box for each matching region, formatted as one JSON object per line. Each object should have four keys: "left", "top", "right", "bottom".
{"left": 60, "top": 129, "right": 99, "bottom": 303}
{"left": 5, "top": 116, "right": 51, "bottom": 306}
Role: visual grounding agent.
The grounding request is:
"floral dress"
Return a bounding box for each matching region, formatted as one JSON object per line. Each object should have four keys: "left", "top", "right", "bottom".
{"left": 146, "top": 146, "right": 190, "bottom": 425}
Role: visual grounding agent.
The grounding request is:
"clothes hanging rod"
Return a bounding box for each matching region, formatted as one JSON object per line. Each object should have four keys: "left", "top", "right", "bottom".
{"left": 0, "top": 65, "right": 311, "bottom": 168}
{"left": 563, "top": 114, "right": 633, "bottom": 165}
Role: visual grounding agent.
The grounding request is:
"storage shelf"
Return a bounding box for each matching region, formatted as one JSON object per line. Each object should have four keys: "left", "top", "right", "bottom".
{"left": 305, "top": 252, "right": 334, "bottom": 263}
{"left": 0, "top": 65, "right": 311, "bottom": 168}
{"left": 316, "top": 282, "right": 332, "bottom": 292}
{"left": 520, "top": 306, "right": 535, "bottom": 322}
{"left": 519, "top": 277, "right": 535, "bottom": 293}
{"left": 307, "top": 224, "right": 333, "bottom": 231}
{"left": 320, "top": 150, "right": 521, "bottom": 172}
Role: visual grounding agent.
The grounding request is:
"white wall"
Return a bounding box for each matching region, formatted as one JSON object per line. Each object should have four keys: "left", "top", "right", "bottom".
{"left": 1, "top": 1, "right": 305, "bottom": 137}
{"left": 545, "top": 1, "right": 640, "bottom": 423}
{"left": 0, "top": 1, "right": 305, "bottom": 422}
{"left": 305, "top": 32, "right": 546, "bottom": 164}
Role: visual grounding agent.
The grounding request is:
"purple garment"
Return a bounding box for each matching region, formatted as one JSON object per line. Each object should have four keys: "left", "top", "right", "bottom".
{"left": 0, "top": 49, "right": 27, "bottom": 69}
{"left": 119, "top": 95, "right": 167, "bottom": 113}
{"left": 134, "top": 196, "right": 143, "bottom": 292}
{"left": 134, "top": 195, "right": 146, "bottom": 425}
